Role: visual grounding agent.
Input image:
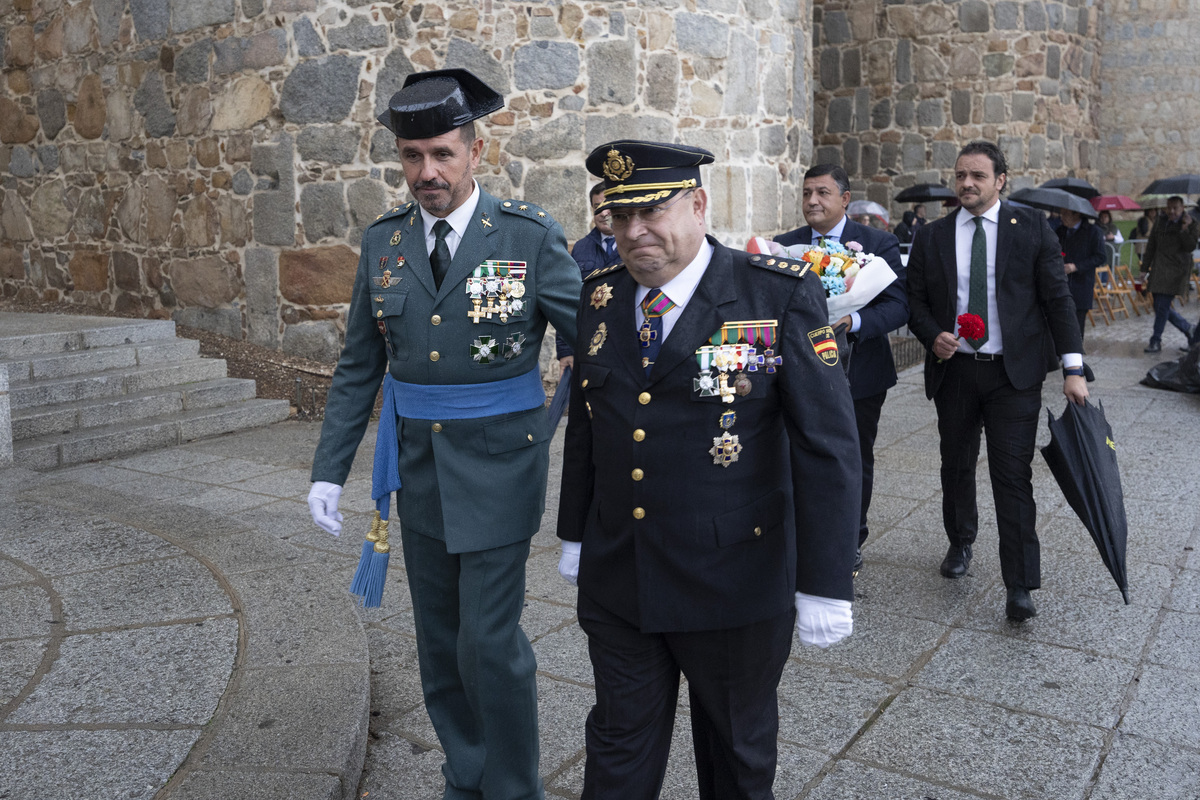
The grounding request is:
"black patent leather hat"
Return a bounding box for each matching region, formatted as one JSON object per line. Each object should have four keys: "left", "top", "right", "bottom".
{"left": 377, "top": 68, "right": 504, "bottom": 140}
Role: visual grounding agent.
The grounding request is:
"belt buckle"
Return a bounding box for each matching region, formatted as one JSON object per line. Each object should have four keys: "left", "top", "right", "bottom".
{"left": 974, "top": 352, "right": 999, "bottom": 361}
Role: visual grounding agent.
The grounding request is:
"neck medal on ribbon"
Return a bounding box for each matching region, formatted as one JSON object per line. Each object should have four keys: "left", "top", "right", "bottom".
{"left": 693, "top": 320, "right": 779, "bottom": 467}
{"left": 466, "top": 261, "right": 527, "bottom": 324}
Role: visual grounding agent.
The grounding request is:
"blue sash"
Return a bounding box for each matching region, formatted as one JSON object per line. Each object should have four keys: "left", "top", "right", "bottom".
{"left": 371, "top": 369, "right": 546, "bottom": 515}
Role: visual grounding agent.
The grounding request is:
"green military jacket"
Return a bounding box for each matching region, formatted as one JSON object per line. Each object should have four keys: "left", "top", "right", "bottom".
{"left": 312, "top": 187, "right": 582, "bottom": 552}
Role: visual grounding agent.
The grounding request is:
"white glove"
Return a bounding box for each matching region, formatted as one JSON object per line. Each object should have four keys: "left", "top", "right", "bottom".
{"left": 795, "top": 591, "right": 853, "bottom": 648}
{"left": 558, "top": 540, "right": 582, "bottom": 585}
{"left": 307, "top": 481, "right": 344, "bottom": 536}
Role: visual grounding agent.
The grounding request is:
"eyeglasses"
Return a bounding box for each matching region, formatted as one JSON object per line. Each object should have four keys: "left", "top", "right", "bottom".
{"left": 608, "top": 190, "right": 695, "bottom": 229}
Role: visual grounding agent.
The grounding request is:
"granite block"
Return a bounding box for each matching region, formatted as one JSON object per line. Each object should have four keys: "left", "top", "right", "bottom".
{"left": 165, "top": 455, "right": 288, "bottom": 485}
{"left": 1121, "top": 663, "right": 1200, "bottom": 749}
{"left": 175, "top": 485, "right": 278, "bottom": 514}
{"left": 0, "top": 504, "right": 180, "bottom": 574}
{"left": 1166, "top": 567, "right": 1200, "bottom": 614}
{"left": 171, "top": 770, "right": 344, "bottom": 800}
{"left": 850, "top": 561, "right": 993, "bottom": 625}
{"left": 0, "top": 637, "right": 47, "bottom": 706}
{"left": 1039, "top": 547, "right": 1171, "bottom": 607}
{"left": 226, "top": 466, "right": 312, "bottom": 498}
{"left": 861, "top": 524, "right": 1000, "bottom": 575}
{"left": 363, "top": 626, "right": 425, "bottom": 731}
{"left": 1090, "top": 732, "right": 1200, "bottom": 800}
{"left": 12, "top": 618, "right": 236, "bottom": 724}
{"left": 1145, "top": 610, "right": 1200, "bottom": 672}
{"left": 914, "top": 628, "right": 1135, "bottom": 726}
{"left": 806, "top": 758, "right": 990, "bottom": 800}
{"left": 0, "top": 557, "right": 34, "bottom": 587}
{"left": 110, "top": 448, "right": 225, "bottom": 474}
{"left": 519, "top": 596, "right": 577, "bottom": 642}
{"left": 790, "top": 606, "right": 947, "bottom": 680}
{"left": 531, "top": 623, "right": 592, "bottom": 685}
{"left": 848, "top": 687, "right": 1105, "bottom": 799}
{"left": 56, "top": 556, "right": 232, "bottom": 630}
{"left": 0, "top": 584, "right": 54, "bottom": 638}
{"left": 777, "top": 662, "right": 893, "bottom": 754}
{"left": 0, "top": 729, "right": 202, "bottom": 800}
{"left": 356, "top": 730, "right": 450, "bottom": 800}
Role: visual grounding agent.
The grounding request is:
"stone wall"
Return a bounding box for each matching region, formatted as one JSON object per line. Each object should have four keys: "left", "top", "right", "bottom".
{"left": 811, "top": 0, "right": 1103, "bottom": 218}
{"left": 0, "top": 0, "right": 813, "bottom": 361}
{"left": 1095, "top": 0, "right": 1200, "bottom": 197}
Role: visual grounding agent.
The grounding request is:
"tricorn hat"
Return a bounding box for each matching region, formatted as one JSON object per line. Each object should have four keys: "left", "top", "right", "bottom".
{"left": 585, "top": 140, "right": 715, "bottom": 212}
{"left": 377, "top": 68, "right": 504, "bottom": 140}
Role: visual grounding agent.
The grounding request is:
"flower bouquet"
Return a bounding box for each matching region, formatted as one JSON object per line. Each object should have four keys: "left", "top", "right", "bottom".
{"left": 747, "top": 237, "right": 898, "bottom": 326}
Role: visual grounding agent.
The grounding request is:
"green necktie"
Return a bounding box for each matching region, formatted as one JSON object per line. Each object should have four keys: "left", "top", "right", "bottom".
{"left": 967, "top": 216, "right": 989, "bottom": 349}
{"left": 431, "top": 219, "right": 452, "bottom": 290}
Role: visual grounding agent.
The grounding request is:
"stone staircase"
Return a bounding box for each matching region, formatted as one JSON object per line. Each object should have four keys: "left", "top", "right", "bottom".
{"left": 0, "top": 312, "right": 291, "bottom": 470}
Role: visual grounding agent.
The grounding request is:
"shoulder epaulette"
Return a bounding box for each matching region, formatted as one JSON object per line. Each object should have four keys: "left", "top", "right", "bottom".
{"left": 369, "top": 201, "right": 417, "bottom": 229}
{"left": 748, "top": 252, "right": 812, "bottom": 279}
{"left": 584, "top": 262, "right": 626, "bottom": 282}
{"left": 499, "top": 199, "right": 555, "bottom": 228}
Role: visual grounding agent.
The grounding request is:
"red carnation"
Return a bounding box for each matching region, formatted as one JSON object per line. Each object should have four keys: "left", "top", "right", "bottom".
{"left": 957, "top": 313, "right": 985, "bottom": 341}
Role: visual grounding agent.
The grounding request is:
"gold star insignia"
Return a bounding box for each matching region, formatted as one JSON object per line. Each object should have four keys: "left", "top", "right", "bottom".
{"left": 537, "top": 212, "right": 546, "bottom": 217}
{"left": 519, "top": 205, "right": 528, "bottom": 211}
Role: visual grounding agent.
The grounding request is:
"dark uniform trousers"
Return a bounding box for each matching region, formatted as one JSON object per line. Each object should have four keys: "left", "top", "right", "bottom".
{"left": 578, "top": 592, "right": 794, "bottom": 800}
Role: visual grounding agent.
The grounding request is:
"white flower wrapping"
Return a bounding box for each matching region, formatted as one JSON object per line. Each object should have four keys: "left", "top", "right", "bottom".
{"left": 746, "top": 237, "right": 899, "bottom": 326}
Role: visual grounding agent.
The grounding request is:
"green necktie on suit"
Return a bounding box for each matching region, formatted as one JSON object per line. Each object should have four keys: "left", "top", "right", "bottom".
{"left": 431, "top": 219, "right": 452, "bottom": 290}
{"left": 967, "top": 216, "right": 989, "bottom": 349}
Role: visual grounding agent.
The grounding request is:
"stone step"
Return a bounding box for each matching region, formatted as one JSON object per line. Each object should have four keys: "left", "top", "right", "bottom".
{"left": 3, "top": 337, "right": 200, "bottom": 383}
{"left": 14, "top": 398, "right": 292, "bottom": 470}
{"left": 0, "top": 313, "right": 177, "bottom": 359}
{"left": 11, "top": 378, "right": 260, "bottom": 440}
{"left": 9, "top": 358, "right": 230, "bottom": 410}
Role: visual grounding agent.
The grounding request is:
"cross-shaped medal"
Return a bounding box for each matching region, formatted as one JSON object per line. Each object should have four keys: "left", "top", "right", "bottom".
{"left": 717, "top": 373, "right": 736, "bottom": 403}
{"left": 467, "top": 301, "right": 487, "bottom": 324}
{"left": 639, "top": 321, "right": 658, "bottom": 347}
{"left": 763, "top": 349, "right": 783, "bottom": 373}
{"left": 746, "top": 352, "right": 765, "bottom": 373}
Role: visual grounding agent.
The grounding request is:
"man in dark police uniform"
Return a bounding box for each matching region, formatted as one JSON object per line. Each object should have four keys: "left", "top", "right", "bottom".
{"left": 556, "top": 140, "right": 861, "bottom": 799}
{"left": 307, "top": 69, "right": 581, "bottom": 799}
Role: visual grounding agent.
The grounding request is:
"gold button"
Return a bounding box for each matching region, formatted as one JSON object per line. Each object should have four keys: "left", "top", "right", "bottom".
{"left": 754, "top": 526, "right": 762, "bottom": 537}
{"left": 432, "top": 423, "right": 443, "bottom": 432}
{"left": 527, "top": 434, "right": 533, "bottom": 441}
{"left": 633, "top": 429, "right": 645, "bottom": 442}
{"left": 581, "top": 378, "right": 589, "bottom": 388}
{"left": 376, "top": 310, "right": 383, "bottom": 318}
{"left": 638, "top": 392, "right": 651, "bottom": 405}
{"left": 430, "top": 351, "right": 440, "bottom": 361}
{"left": 632, "top": 507, "right": 645, "bottom": 520}
{"left": 431, "top": 314, "right": 441, "bottom": 325}
{"left": 631, "top": 468, "right": 644, "bottom": 481}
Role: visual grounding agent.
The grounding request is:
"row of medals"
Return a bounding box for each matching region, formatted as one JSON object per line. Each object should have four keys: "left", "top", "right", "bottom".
{"left": 701, "top": 345, "right": 752, "bottom": 469}
{"left": 373, "top": 228, "right": 530, "bottom": 365}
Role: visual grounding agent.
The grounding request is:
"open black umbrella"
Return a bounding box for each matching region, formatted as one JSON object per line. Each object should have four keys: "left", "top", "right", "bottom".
{"left": 1039, "top": 401, "right": 1130, "bottom": 604}
{"left": 894, "top": 183, "right": 957, "bottom": 203}
{"left": 547, "top": 365, "right": 571, "bottom": 435}
{"left": 1040, "top": 177, "right": 1100, "bottom": 199}
{"left": 1010, "top": 186, "right": 1098, "bottom": 218}
{"left": 1141, "top": 174, "right": 1200, "bottom": 196}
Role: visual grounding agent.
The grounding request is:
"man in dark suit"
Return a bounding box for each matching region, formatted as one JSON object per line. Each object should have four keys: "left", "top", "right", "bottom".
{"left": 307, "top": 69, "right": 581, "bottom": 799}
{"left": 558, "top": 182, "right": 622, "bottom": 371}
{"left": 907, "top": 140, "right": 1089, "bottom": 622}
{"left": 556, "top": 140, "right": 861, "bottom": 799}
{"left": 775, "top": 164, "right": 907, "bottom": 575}
{"left": 1056, "top": 206, "right": 1107, "bottom": 340}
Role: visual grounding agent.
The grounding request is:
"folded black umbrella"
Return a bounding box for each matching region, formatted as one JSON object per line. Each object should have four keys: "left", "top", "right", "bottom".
{"left": 1040, "top": 401, "right": 1130, "bottom": 604}
{"left": 894, "top": 183, "right": 957, "bottom": 203}
{"left": 1141, "top": 344, "right": 1200, "bottom": 393}
{"left": 1141, "top": 174, "right": 1200, "bottom": 196}
{"left": 547, "top": 365, "right": 571, "bottom": 435}
{"left": 1040, "top": 177, "right": 1100, "bottom": 199}
{"left": 1010, "top": 187, "right": 1098, "bottom": 218}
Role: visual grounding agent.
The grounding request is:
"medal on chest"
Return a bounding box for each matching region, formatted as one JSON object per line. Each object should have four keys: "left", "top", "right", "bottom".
{"left": 466, "top": 261, "right": 527, "bottom": 324}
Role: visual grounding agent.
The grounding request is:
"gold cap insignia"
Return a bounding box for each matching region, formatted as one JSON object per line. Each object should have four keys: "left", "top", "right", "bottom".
{"left": 602, "top": 149, "right": 634, "bottom": 182}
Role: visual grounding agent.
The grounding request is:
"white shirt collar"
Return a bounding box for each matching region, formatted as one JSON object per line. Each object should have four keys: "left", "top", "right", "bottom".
{"left": 419, "top": 181, "right": 481, "bottom": 241}
{"left": 812, "top": 214, "right": 848, "bottom": 242}
{"left": 957, "top": 199, "right": 1001, "bottom": 229}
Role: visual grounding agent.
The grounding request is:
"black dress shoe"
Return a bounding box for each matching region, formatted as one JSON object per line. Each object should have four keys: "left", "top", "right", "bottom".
{"left": 1006, "top": 586, "right": 1037, "bottom": 622}
{"left": 1144, "top": 340, "right": 1162, "bottom": 353}
{"left": 852, "top": 548, "right": 863, "bottom": 577}
{"left": 939, "top": 544, "right": 972, "bottom": 579}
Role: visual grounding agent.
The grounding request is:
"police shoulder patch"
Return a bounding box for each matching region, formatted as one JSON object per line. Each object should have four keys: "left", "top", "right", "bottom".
{"left": 583, "top": 262, "right": 627, "bottom": 282}
{"left": 500, "top": 199, "right": 555, "bottom": 228}
{"left": 747, "top": 253, "right": 812, "bottom": 279}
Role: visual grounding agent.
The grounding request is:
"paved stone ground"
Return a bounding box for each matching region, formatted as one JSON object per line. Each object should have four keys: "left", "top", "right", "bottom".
{"left": 2, "top": 305, "right": 1199, "bottom": 800}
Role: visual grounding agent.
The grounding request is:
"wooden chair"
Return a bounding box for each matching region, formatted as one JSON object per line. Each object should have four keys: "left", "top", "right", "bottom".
{"left": 1091, "top": 269, "right": 1116, "bottom": 324}
{"left": 1095, "top": 266, "right": 1130, "bottom": 321}
{"left": 1102, "top": 265, "right": 1139, "bottom": 317}
{"left": 1115, "top": 265, "right": 1149, "bottom": 315}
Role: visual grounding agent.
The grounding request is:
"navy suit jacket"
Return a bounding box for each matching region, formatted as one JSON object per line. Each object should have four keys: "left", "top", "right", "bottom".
{"left": 775, "top": 218, "right": 907, "bottom": 399}
{"left": 1056, "top": 219, "right": 1107, "bottom": 312}
{"left": 907, "top": 202, "right": 1081, "bottom": 399}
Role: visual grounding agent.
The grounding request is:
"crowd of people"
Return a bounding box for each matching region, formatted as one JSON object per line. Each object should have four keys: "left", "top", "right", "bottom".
{"left": 302, "top": 68, "right": 1190, "bottom": 800}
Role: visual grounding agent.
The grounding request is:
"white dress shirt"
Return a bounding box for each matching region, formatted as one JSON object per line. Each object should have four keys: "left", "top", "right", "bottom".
{"left": 419, "top": 181, "right": 481, "bottom": 260}
{"left": 633, "top": 240, "right": 714, "bottom": 341}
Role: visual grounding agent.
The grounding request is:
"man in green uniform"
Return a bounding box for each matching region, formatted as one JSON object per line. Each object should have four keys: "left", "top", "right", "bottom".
{"left": 307, "top": 69, "right": 581, "bottom": 800}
